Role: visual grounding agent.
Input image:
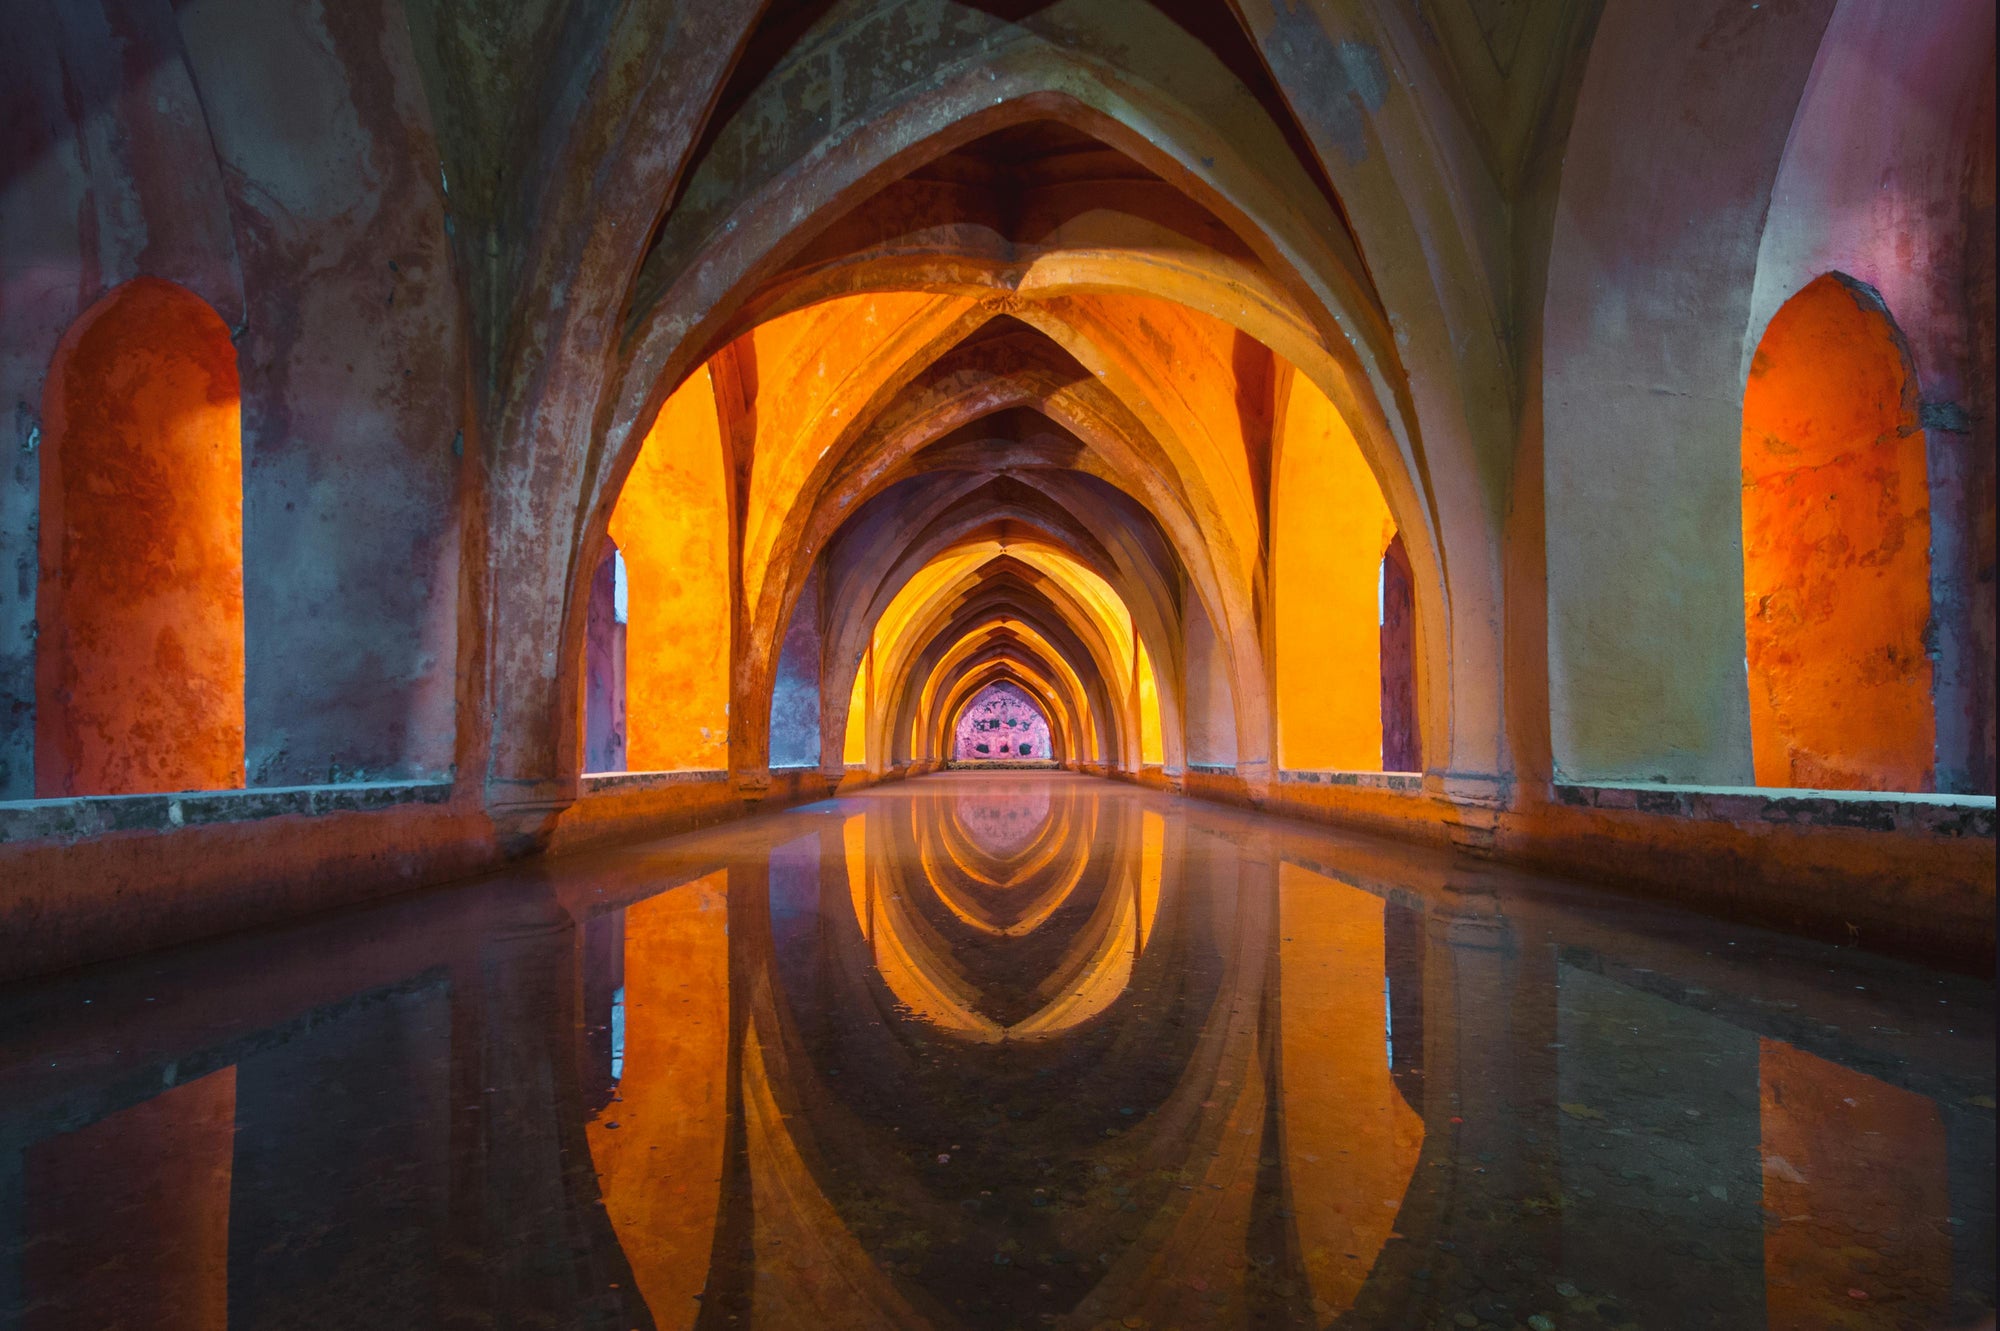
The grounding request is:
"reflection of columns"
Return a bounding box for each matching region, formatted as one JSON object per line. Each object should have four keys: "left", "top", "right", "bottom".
{"left": 1553, "top": 952, "right": 1764, "bottom": 1329}
{"left": 229, "top": 982, "right": 452, "bottom": 1325}
{"left": 1406, "top": 882, "right": 1565, "bottom": 1316}
{"left": 1945, "top": 1100, "right": 1999, "bottom": 1316}
{"left": 443, "top": 887, "right": 651, "bottom": 1326}
{"left": 580, "top": 908, "right": 626, "bottom": 1117}
{"left": 1077, "top": 829, "right": 1275, "bottom": 1329}
{"left": 21, "top": 1069, "right": 235, "bottom": 1331}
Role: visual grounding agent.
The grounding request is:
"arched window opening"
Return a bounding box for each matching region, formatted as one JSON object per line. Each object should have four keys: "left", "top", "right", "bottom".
{"left": 595, "top": 366, "right": 732, "bottom": 773}
{"left": 36, "top": 278, "right": 244, "bottom": 797}
{"left": 1742, "top": 274, "right": 1933, "bottom": 791}
{"left": 1379, "top": 533, "right": 1421, "bottom": 773}
{"left": 1274, "top": 370, "right": 1396, "bottom": 772}
{"left": 583, "top": 541, "right": 628, "bottom": 774}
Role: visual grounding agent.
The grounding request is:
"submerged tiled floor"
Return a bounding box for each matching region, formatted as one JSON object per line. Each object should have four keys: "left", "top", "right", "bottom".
{"left": 1, "top": 774, "right": 1992, "bottom": 1329}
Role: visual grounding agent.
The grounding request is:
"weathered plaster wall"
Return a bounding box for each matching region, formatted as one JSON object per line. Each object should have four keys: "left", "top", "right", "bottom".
{"left": 0, "top": 0, "right": 247, "bottom": 800}
{"left": 1379, "top": 533, "right": 1420, "bottom": 774}
{"left": 1181, "top": 593, "right": 1238, "bottom": 767}
{"left": 1543, "top": 0, "right": 1835, "bottom": 785}
{"left": 1, "top": 0, "right": 466, "bottom": 793}
{"left": 768, "top": 564, "right": 823, "bottom": 770}
{"left": 178, "top": 0, "right": 464, "bottom": 785}
{"left": 1746, "top": 0, "right": 1997, "bottom": 794}
{"left": 582, "top": 544, "right": 626, "bottom": 774}
{"left": 0, "top": 792, "right": 495, "bottom": 984}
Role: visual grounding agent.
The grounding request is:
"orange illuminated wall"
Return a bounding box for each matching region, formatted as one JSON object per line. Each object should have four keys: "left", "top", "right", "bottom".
{"left": 1759, "top": 1039, "right": 1950, "bottom": 1328}
{"left": 1742, "top": 274, "right": 1933, "bottom": 790}
{"left": 1135, "top": 640, "right": 1164, "bottom": 766}
{"left": 608, "top": 367, "right": 732, "bottom": 771}
{"left": 36, "top": 278, "right": 244, "bottom": 796}
{"left": 1274, "top": 371, "right": 1395, "bottom": 771}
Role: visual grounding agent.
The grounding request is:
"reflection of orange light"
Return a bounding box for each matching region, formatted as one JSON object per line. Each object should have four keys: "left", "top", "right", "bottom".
{"left": 586, "top": 872, "right": 729, "bottom": 1328}
{"left": 1759, "top": 1038, "right": 1950, "bottom": 1329}
{"left": 842, "top": 808, "right": 1159, "bottom": 1040}
{"left": 609, "top": 368, "right": 732, "bottom": 771}
{"left": 859, "top": 536, "right": 1159, "bottom": 767}
{"left": 37, "top": 278, "right": 244, "bottom": 796}
{"left": 738, "top": 1024, "right": 926, "bottom": 1324}
{"left": 1742, "top": 275, "right": 1933, "bottom": 791}
{"left": 1275, "top": 371, "right": 1395, "bottom": 772}
{"left": 24, "top": 1066, "right": 236, "bottom": 1330}
{"left": 1277, "top": 864, "right": 1424, "bottom": 1317}
{"left": 1136, "top": 640, "right": 1164, "bottom": 765}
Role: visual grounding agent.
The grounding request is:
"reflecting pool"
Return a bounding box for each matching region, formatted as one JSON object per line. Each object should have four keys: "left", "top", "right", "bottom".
{"left": 1, "top": 774, "right": 1992, "bottom": 1329}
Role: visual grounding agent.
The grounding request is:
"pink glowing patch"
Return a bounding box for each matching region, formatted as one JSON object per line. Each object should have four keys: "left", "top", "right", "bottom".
{"left": 954, "top": 681, "right": 1052, "bottom": 761}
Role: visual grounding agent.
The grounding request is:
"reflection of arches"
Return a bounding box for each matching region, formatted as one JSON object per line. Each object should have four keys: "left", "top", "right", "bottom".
{"left": 1742, "top": 274, "right": 1933, "bottom": 791}
{"left": 36, "top": 278, "right": 243, "bottom": 797}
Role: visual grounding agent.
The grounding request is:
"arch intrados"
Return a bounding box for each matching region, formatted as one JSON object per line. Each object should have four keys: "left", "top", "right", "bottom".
{"left": 937, "top": 661, "right": 1076, "bottom": 765}
{"left": 830, "top": 495, "right": 1163, "bottom": 690}
{"left": 921, "top": 638, "right": 1090, "bottom": 768}
{"left": 894, "top": 598, "right": 1122, "bottom": 765}
{"left": 939, "top": 672, "right": 1065, "bottom": 767}
{"left": 894, "top": 570, "right": 1125, "bottom": 711}
{"left": 901, "top": 592, "right": 1145, "bottom": 768}
{"left": 899, "top": 633, "right": 1098, "bottom": 771}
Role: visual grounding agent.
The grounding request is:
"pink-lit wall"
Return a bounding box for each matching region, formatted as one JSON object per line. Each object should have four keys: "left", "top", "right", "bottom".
{"left": 953, "top": 683, "right": 1052, "bottom": 761}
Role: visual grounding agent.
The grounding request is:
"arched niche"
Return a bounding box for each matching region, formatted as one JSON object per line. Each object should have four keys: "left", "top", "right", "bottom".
{"left": 595, "top": 366, "right": 733, "bottom": 774}
{"left": 1272, "top": 368, "right": 1397, "bottom": 772}
{"left": 36, "top": 278, "right": 244, "bottom": 797}
{"left": 1742, "top": 273, "right": 1933, "bottom": 791}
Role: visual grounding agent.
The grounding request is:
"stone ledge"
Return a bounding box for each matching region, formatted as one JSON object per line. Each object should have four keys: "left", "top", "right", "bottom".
{"left": 579, "top": 769, "right": 730, "bottom": 794}
{"left": 1278, "top": 769, "right": 1425, "bottom": 793}
{"left": 1553, "top": 781, "right": 1995, "bottom": 837}
{"left": 0, "top": 779, "right": 455, "bottom": 847}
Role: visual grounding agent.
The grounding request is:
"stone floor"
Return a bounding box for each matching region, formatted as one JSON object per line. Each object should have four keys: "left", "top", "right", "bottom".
{"left": 1, "top": 773, "right": 1992, "bottom": 1329}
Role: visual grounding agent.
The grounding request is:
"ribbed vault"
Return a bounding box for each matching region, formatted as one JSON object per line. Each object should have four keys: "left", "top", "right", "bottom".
{"left": 473, "top": 0, "right": 1529, "bottom": 819}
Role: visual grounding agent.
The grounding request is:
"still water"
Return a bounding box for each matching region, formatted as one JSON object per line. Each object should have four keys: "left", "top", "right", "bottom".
{"left": 1, "top": 774, "right": 1993, "bottom": 1330}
